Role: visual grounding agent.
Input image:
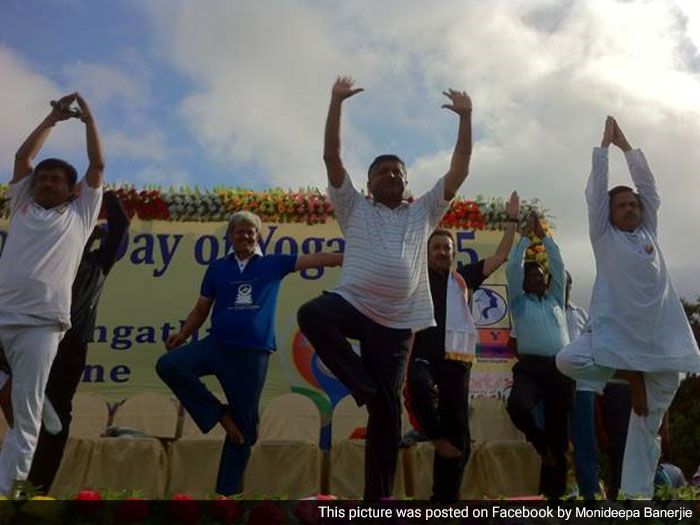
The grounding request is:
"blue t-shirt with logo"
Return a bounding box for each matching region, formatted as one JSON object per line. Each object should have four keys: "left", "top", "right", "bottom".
{"left": 200, "top": 254, "right": 297, "bottom": 351}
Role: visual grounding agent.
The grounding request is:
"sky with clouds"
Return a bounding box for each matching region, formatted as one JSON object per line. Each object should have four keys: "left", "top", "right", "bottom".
{"left": 1, "top": 0, "right": 699, "bottom": 305}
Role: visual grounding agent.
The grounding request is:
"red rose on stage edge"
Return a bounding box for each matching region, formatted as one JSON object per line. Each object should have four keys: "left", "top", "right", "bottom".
{"left": 249, "top": 501, "right": 286, "bottom": 525}
{"left": 114, "top": 497, "right": 150, "bottom": 524}
{"left": 294, "top": 500, "right": 322, "bottom": 525}
{"left": 169, "top": 493, "right": 199, "bottom": 525}
{"left": 73, "top": 489, "right": 102, "bottom": 517}
{"left": 208, "top": 496, "right": 243, "bottom": 523}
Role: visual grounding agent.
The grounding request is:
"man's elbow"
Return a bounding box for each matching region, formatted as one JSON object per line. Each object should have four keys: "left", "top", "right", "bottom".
{"left": 323, "top": 153, "right": 342, "bottom": 169}
{"left": 14, "top": 152, "right": 30, "bottom": 165}
{"left": 194, "top": 306, "right": 211, "bottom": 321}
{"left": 13, "top": 157, "right": 31, "bottom": 177}
{"left": 90, "top": 161, "right": 106, "bottom": 173}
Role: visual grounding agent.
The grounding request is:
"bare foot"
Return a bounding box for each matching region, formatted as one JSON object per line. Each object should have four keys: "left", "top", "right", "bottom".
{"left": 433, "top": 438, "right": 462, "bottom": 459}
{"left": 219, "top": 410, "right": 245, "bottom": 445}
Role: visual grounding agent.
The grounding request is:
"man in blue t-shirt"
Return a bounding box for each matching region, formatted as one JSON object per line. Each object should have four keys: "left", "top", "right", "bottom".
{"left": 156, "top": 211, "right": 341, "bottom": 496}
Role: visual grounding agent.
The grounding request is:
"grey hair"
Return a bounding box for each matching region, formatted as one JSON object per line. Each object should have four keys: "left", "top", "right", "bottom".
{"left": 227, "top": 211, "right": 262, "bottom": 234}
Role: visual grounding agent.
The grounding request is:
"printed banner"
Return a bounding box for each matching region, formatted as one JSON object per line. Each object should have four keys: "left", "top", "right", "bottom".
{"left": 0, "top": 220, "right": 516, "bottom": 410}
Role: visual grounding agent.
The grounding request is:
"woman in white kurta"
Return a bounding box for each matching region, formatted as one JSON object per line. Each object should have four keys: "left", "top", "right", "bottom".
{"left": 556, "top": 116, "right": 700, "bottom": 498}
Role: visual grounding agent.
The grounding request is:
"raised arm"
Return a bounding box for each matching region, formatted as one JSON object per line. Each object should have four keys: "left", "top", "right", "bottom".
{"left": 531, "top": 214, "right": 566, "bottom": 308}
{"left": 323, "top": 77, "right": 363, "bottom": 189}
{"left": 441, "top": 89, "right": 473, "bottom": 200}
{"left": 613, "top": 120, "right": 660, "bottom": 235}
{"left": 165, "top": 296, "right": 214, "bottom": 350}
{"left": 75, "top": 94, "right": 105, "bottom": 189}
{"left": 483, "top": 191, "right": 519, "bottom": 277}
{"left": 586, "top": 116, "right": 614, "bottom": 240}
{"left": 95, "top": 191, "right": 130, "bottom": 275}
{"left": 506, "top": 235, "right": 529, "bottom": 306}
{"left": 295, "top": 252, "right": 343, "bottom": 271}
{"left": 13, "top": 93, "right": 78, "bottom": 183}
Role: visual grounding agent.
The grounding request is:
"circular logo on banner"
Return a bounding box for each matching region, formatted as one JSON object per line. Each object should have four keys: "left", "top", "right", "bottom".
{"left": 471, "top": 287, "right": 507, "bottom": 326}
{"left": 291, "top": 330, "right": 349, "bottom": 404}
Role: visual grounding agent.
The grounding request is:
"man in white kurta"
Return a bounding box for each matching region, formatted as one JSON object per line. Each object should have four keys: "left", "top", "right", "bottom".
{"left": 556, "top": 117, "right": 700, "bottom": 498}
{"left": 0, "top": 93, "right": 104, "bottom": 495}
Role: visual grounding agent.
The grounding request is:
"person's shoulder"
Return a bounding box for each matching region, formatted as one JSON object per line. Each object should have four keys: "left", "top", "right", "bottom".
{"left": 70, "top": 180, "right": 102, "bottom": 202}
{"left": 209, "top": 256, "right": 233, "bottom": 270}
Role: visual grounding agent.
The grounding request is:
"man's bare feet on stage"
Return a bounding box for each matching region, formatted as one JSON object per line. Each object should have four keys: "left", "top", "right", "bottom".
{"left": 433, "top": 438, "right": 462, "bottom": 459}
{"left": 616, "top": 370, "right": 648, "bottom": 417}
{"left": 219, "top": 409, "right": 245, "bottom": 445}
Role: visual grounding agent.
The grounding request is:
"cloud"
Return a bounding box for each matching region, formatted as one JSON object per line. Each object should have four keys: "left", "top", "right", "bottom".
{"left": 0, "top": 46, "right": 179, "bottom": 190}
{"left": 142, "top": 0, "right": 391, "bottom": 188}
{"left": 62, "top": 61, "right": 148, "bottom": 109}
{"left": 142, "top": 0, "right": 700, "bottom": 302}
{"left": 0, "top": 46, "right": 83, "bottom": 176}
{"left": 61, "top": 59, "right": 171, "bottom": 163}
{"left": 122, "top": 165, "right": 190, "bottom": 188}
{"left": 104, "top": 128, "right": 167, "bottom": 163}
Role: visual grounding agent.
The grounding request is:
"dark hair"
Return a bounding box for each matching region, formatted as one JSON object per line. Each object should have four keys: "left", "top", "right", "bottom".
{"left": 523, "top": 261, "right": 542, "bottom": 289}
{"left": 608, "top": 185, "right": 641, "bottom": 222}
{"left": 367, "top": 154, "right": 406, "bottom": 178}
{"left": 428, "top": 228, "right": 455, "bottom": 251}
{"left": 33, "top": 158, "right": 78, "bottom": 188}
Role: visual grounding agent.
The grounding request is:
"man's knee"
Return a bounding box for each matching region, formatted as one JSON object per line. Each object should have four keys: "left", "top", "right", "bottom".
{"left": 297, "top": 298, "right": 324, "bottom": 333}
{"left": 555, "top": 348, "right": 578, "bottom": 379}
{"left": 407, "top": 361, "right": 432, "bottom": 391}
{"left": 155, "top": 352, "right": 178, "bottom": 381}
{"left": 506, "top": 391, "right": 531, "bottom": 418}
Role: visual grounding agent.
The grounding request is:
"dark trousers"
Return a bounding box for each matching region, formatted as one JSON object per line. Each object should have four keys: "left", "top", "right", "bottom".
{"left": 506, "top": 355, "right": 574, "bottom": 499}
{"left": 155, "top": 336, "right": 269, "bottom": 496}
{"left": 598, "top": 382, "right": 631, "bottom": 500}
{"left": 407, "top": 357, "right": 471, "bottom": 502}
{"left": 297, "top": 293, "right": 411, "bottom": 501}
{"left": 28, "top": 333, "right": 87, "bottom": 493}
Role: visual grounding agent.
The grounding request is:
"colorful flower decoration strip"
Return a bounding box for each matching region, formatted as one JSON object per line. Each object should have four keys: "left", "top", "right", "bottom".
{"left": 0, "top": 184, "right": 551, "bottom": 231}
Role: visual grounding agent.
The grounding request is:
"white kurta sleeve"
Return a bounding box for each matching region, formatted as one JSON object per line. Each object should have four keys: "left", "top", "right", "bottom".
{"left": 625, "top": 149, "right": 659, "bottom": 237}
{"left": 585, "top": 147, "right": 610, "bottom": 241}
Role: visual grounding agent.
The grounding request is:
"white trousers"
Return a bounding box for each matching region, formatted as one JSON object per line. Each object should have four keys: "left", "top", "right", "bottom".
{"left": 556, "top": 333, "right": 680, "bottom": 498}
{"left": 0, "top": 324, "right": 63, "bottom": 496}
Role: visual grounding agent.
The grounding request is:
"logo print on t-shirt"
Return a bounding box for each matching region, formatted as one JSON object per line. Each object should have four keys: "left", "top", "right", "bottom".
{"left": 235, "top": 283, "right": 253, "bottom": 305}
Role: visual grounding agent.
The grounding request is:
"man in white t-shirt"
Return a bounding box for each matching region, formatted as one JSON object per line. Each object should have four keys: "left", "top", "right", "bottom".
{"left": 556, "top": 116, "right": 700, "bottom": 497}
{"left": 298, "top": 76, "right": 472, "bottom": 500}
{"left": 0, "top": 93, "right": 104, "bottom": 495}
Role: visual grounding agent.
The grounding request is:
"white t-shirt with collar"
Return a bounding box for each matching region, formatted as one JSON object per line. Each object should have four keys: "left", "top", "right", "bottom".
{"left": 0, "top": 175, "right": 103, "bottom": 329}
{"left": 328, "top": 173, "right": 451, "bottom": 332}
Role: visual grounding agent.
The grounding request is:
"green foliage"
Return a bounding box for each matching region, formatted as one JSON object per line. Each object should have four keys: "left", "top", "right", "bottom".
{"left": 668, "top": 297, "right": 700, "bottom": 479}
{"left": 669, "top": 373, "right": 700, "bottom": 479}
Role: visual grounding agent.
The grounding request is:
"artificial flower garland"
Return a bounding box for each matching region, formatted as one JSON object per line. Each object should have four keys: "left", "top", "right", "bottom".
{"left": 0, "top": 185, "right": 551, "bottom": 232}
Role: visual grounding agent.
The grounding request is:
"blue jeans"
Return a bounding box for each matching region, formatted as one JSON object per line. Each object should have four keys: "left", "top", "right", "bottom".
{"left": 571, "top": 390, "right": 598, "bottom": 500}
{"left": 156, "top": 336, "right": 269, "bottom": 495}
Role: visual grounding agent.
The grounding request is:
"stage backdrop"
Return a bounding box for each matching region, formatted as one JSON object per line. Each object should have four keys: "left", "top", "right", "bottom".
{"left": 0, "top": 219, "right": 516, "bottom": 426}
